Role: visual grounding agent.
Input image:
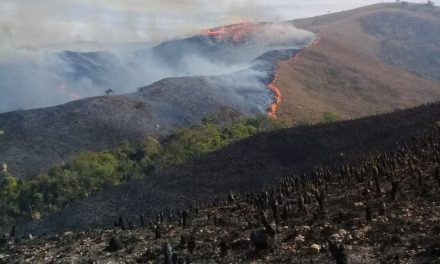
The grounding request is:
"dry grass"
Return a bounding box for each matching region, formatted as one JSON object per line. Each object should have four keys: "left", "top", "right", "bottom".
{"left": 275, "top": 3, "right": 440, "bottom": 124}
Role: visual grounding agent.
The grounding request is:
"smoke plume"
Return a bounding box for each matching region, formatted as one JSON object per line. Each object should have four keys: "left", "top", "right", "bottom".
{"left": 0, "top": 21, "right": 314, "bottom": 113}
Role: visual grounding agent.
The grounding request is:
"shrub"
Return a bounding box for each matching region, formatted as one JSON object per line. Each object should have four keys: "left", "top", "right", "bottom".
{"left": 320, "top": 112, "right": 341, "bottom": 124}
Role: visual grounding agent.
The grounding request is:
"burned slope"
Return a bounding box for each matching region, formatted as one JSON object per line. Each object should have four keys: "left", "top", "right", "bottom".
{"left": 6, "top": 109, "right": 440, "bottom": 264}
{"left": 0, "top": 48, "right": 301, "bottom": 180}
{"left": 0, "top": 77, "right": 241, "bottom": 180}
{"left": 18, "top": 102, "right": 440, "bottom": 234}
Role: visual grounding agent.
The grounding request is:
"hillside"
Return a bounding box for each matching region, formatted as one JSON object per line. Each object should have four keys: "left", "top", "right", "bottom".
{"left": 275, "top": 3, "right": 440, "bottom": 123}
{"left": 3, "top": 105, "right": 440, "bottom": 263}
{"left": 0, "top": 33, "right": 302, "bottom": 180}
{"left": 0, "top": 75, "right": 260, "bottom": 180}
{"left": 17, "top": 102, "right": 440, "bottom": 235}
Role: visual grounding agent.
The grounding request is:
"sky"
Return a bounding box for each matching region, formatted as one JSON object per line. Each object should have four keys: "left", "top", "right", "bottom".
{"left": 1, "top": 0, "right": 438, "bottom": 51}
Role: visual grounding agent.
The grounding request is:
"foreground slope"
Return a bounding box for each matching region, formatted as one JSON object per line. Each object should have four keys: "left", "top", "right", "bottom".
{"left": 4, "top": 107, "right": 440, "bottom": 263}
{"left": 18, "top": 102, "right": 440, "bottom": 234}
{"left": 276, "top": 3, "right": 440, "bottom": 122}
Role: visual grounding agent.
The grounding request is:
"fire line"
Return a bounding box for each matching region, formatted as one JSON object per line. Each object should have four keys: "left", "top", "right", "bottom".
{"left": 201, "top": 24, "right": 322, "bottom": 119}
{"left": 267, "top": 36, "right": 322, "bottom": 118}
{"left": 202, "top": 23, "right": 257, "bottom": 43}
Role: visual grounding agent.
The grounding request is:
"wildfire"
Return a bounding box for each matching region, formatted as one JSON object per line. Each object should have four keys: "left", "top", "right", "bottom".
{"left": 267, "top": 73, "right": 282, "bottom": 118}
{"left": 202, "top": 23, "right": 257, "bottom": 43}
{"left": 267, "top": 36, "right": 322, "bottom": 118}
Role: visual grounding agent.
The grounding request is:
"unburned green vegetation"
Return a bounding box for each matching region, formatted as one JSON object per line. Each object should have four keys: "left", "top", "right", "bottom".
{"left": 0, "top": 116, "right": 287, "bottom": 228}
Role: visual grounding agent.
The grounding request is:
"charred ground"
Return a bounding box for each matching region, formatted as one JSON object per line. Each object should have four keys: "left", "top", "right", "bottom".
{"left": 2, "top": 105, "right": 440, "bottom": 263}
{"left": 15, "top": 102, "right": 440, "bottom": 235}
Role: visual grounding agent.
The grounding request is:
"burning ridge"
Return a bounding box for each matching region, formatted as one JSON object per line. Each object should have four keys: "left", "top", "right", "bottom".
{"left": 202, "top": 22, "right": 258, "bottom": 43}
{"left": 267, "top": 36, "right": 322, "bottom": 118}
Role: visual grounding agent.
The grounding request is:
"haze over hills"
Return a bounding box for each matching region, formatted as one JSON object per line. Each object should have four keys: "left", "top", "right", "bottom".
{"left": 0, "top": 23, "right": 310, "bottom": 179}
{"left": 0, "top": 23, "right": 313, "bottom": 113}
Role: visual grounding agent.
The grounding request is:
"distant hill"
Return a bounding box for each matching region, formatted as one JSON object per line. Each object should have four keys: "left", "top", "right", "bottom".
{"left": 275, "top": 3, "right": 440, "bottom": 123}
{"left": 18, "top": 102, "right": 440, "bottom": 234}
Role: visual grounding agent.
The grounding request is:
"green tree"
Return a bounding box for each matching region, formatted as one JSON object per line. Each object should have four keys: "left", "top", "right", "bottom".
{"left": 224, "top": 123, "right": 258, "bottom": 142}
{"left": 71, "top": 152, "right": 120, "bottom": 191}
{"left": 160, "top": 123, "right": 225, "bottom": 166}
{"left": 0, "top": 176, "right": 20, "bottom": 226}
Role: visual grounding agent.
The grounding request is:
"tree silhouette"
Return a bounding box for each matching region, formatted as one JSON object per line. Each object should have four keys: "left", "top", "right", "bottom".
{"left": 105, "top": 88, "right": 114, "bottom": 95}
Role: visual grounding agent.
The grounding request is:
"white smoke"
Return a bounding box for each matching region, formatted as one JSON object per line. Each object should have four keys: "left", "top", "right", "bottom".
{"left": 0, "top": 0, "right": 403, "bottom": 113}
{"left": 0, "top": 0, "right": 417, "bottom": 57}
{"left": 0, "top": 22, "right": 315, "bottom": 113}
{"left": 0, "top": 0, "right": 265, "bottom": 54}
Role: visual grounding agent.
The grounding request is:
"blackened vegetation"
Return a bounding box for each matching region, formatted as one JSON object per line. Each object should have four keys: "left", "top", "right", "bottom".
{"left": 17, "top": 102, "right": 440, "bottom": 234}
{"left": 329, "top": 241, "right": 348, "bottom": 264}
{"left": 106, "top": 236, "right": 123, "bottom": 252}
{"left": 3, "top": 124, "right": 440, "bottom": 263}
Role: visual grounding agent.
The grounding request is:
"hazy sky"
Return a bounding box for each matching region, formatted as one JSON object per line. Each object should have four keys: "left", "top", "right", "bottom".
{"left": 1, "top": 0, "right": 439, "bottom": 49}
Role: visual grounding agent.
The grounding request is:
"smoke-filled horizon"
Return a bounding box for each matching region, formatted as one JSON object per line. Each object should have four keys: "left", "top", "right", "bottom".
{"left": 0, "top": 22, "right": 315, "bottom": 113}
{"left": 1, "top": 0, "right": 438, "bottom": 113}
{"left": 2, "top": 0, "right": 438, "bottom": 55}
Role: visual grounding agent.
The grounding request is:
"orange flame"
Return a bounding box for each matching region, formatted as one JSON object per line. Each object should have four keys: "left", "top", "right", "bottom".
{"left": 267, "top": 36, "right": 322, "bottom": 118}
{"left": 202, "top": 23, "right": 257, "bottom": 43}
{"left": 267, "top": 73, "right": 282, "bottom": 118}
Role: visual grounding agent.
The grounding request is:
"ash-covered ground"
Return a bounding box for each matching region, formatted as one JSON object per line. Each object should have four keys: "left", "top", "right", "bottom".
{"left": 2, "top": 116, "right": 440, "bottom": 264}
